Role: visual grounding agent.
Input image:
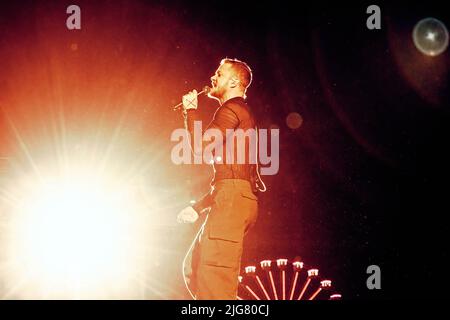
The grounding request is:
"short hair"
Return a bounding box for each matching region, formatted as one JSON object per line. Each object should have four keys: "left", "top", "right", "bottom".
{"left": 221, "top": 58, "right": 253, "bottom": 90}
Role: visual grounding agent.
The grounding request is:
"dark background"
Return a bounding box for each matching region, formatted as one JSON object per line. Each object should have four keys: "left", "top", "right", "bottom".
{"left": 0, "top": 0, "right": 449, "bottom": 299}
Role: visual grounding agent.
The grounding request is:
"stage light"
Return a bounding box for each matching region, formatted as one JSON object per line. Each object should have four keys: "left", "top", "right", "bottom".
{"left": 238, "top": 257, "right": 341, "bottom": 300}
{"left": 276, "top": 258, "right": 288, "bottom": 269}
{"left": 245, "top": 266, "right": 257, "bottom": 275}
{"left": 413, "top": 18, "right": 449, "bottom": 56}
{"left": 307, "top": 269, "right": 319, "bottom": 278}
{"left": 292, "top": 261, "right": 304, "bottom": 271}
{"left": 3, "top": 164, "right": 150, "bottom": 299}
{"left": 330, "top": 293, "right": 342, "bottom": 300}
{"left": 260, "top": 260, "right": 272, "bottom": 270}
{"left": 320, "top": 280, "right": 332, "bottom": 288}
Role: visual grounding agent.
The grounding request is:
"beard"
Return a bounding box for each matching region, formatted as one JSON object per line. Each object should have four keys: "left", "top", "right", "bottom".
{"left": 208, "top": 85, "right": 226, "bottom": 100}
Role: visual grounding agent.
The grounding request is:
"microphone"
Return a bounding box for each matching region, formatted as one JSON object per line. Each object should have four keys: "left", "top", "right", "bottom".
{"left": 173, "top": 86, "right": 211, "bottom": 111}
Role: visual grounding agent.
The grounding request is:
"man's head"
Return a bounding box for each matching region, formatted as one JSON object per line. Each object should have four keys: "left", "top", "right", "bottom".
{"left": 209, "top": 58, "right": 252, "bottom": 102}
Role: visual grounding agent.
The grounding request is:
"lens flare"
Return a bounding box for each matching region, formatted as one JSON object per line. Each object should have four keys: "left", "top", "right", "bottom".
{"left": 2, "top": 165, "right": 147, "bottom": 298}
{"left": 286, "top": 112, "right": 303, "bottom": 129}
{"left": 413, "top": 17, "right": 449, "bottom": 56}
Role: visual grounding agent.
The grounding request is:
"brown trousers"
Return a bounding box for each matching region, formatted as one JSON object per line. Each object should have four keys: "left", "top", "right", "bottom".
{"left": 183, "top": 179, "right": 258, "bottom": 300}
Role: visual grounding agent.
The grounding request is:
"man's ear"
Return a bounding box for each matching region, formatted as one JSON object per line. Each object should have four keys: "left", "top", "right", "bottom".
{"left": 229, "top": 76, "right": 240, "bottom": 88}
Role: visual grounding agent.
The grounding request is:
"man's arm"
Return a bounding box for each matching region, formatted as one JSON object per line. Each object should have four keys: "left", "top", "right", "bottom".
{"left": 183, "top": 105, "right": 239, "bottom": 157}
{"left": 192, "top": 191, "right": 214, "bottom": 213}
{"left": 177, "top": 190, "right": 215, "bottom": 224}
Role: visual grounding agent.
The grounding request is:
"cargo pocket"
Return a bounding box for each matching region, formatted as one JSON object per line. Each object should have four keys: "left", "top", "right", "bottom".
{"left": 202, "top": 236, "right": 242, "bottom": 268}
{"left": 240, "top": 190, "right": 258, "bottom": 201}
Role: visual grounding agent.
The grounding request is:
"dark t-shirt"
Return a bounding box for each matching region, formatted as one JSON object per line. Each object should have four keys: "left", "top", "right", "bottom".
{"left": 183, "top": 96, "right": 258, "bottom": 212}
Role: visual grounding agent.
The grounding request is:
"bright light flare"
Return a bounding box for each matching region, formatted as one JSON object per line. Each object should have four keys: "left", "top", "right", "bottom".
{"left": 4, "top": 168, "right": 145, "bottom": 298}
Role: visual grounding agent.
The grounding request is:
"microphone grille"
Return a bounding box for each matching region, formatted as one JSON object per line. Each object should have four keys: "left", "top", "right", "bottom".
{"left": 202, "top": 85, "right": 211, "bottom": 93}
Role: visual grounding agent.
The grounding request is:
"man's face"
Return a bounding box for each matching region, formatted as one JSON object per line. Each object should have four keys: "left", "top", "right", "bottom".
{"left": 209, "top": 63, "right": 234, "bottom": 100}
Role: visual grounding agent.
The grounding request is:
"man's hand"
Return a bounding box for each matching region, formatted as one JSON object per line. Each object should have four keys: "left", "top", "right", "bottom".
{"left": 177, "top": 206, "right": 199, "bottom": 223}
{"left": 182, "top": 90, "right": 198, "bottom": 111}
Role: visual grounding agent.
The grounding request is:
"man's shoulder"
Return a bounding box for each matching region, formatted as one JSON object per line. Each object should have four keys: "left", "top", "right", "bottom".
{"left": 222, "top": 97, "right": 247, "bottom": 108}
{"left": 221, "top": 97, "right": 250, "bottom": 115}
{"left": 219, "top": 98, "right": 256, "bottom": 127}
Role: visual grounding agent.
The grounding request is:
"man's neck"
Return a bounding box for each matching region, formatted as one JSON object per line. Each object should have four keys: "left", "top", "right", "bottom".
{"left": 219, "top": 91, "right": 244, "bottom": 105}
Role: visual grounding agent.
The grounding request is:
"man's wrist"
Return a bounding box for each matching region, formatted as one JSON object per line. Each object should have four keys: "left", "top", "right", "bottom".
{"left": 182, "top": 108, "right": 196, "bottom": 118}
{"left": 192, "top": 202, "right": 202, "bottom": 214}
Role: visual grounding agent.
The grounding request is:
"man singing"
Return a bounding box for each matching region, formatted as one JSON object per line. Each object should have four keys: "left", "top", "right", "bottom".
{"left": 177, "top": 58, "right": 263, "bottom": 300}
